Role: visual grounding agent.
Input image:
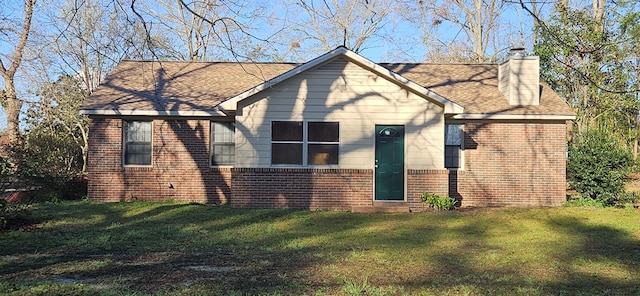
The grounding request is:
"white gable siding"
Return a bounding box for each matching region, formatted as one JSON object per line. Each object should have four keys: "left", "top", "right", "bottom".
{"left": 235, "top": 57, "right": 444, "bottom": 169}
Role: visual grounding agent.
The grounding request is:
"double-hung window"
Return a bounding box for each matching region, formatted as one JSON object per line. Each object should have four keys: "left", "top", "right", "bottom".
{"left": 272, "top": 121, "right": 303, "bottom": 165}
{"left": 123, "top": 120, "right": 152, "bottom": 166}
{"left": 210, "top": 122, "right": 235, "bottom": 166}
{"left": 271, "top": 121, "right": 339, "bottom": 165}
{"left": 445, "top": 124, "right": 463, "bottom": 169}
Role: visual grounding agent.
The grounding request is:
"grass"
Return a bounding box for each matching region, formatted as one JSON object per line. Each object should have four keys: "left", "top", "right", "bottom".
{"left": 1, "top": 201, "right": 640, "bottom": 295}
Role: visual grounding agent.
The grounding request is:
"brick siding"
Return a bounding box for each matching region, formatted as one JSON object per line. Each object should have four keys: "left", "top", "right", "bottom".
{"left": 452, "top": 122, "right": 568, "bottom": 206}
{"left": 231, "top": 168, "right": 372, "bottom": 210}
{"left": 87, "top": 118, "right": 231, "bottom": 203}
{"left": 87, "top": 118, "right": 568, "bottom": 209}
{"left": 407, "top": 169, "right": 450, "bottom": 212}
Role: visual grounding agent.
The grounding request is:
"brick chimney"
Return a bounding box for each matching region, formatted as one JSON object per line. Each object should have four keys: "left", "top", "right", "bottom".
{"left": 498, "top": 48, "right": 540, "bottom": 106}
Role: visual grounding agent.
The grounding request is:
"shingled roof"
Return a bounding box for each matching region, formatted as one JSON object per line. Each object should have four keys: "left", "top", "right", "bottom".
{"left": 81, "top": 54, "right": 575, "bottom": 118}
{"left": 81, "top": 61, "right": 299, "bottom": 116}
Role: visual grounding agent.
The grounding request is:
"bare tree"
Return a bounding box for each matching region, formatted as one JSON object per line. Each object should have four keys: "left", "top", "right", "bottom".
{"left": 439, "top": 0, "right": 505, "bottom": 62}
{"left": 42, "top": 0, "right": 148, "bottom": 91}
{"left": 402, "top": 0, "right": 506, "bottom": 63}
{"left": 139, "top": 0, "right": 224, "bottom": 61}
{"left": 133, "top": 0, "right": 269, "bottom": 61}
{"left": 280, "top": 0, "right": 394, "bottom": 58}
{"left": 0, "top": 0, "right": 36, "bottom": 140}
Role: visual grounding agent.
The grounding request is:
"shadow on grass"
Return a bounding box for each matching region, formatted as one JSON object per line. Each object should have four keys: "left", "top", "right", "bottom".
{"left": 1, "top": 204, "right": 639, "bottom": 295}
{"left": 540, "top": 216, "right": 640, "bottom": 294}
{"left": 1, "top": 202, "right": 353, "bottom": 294}
{"left": 391, "top": 211, "right": 640, "bottom": 295}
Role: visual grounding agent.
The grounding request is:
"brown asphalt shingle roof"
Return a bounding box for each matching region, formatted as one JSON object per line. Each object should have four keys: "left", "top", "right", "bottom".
{"left": 81, "top": 59, "right": 574, "bottom": 116}
{"left": 84, "top": 61, "right": 299, "bottom": 113}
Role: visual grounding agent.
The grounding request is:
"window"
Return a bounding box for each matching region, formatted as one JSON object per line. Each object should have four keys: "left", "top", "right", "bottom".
{"left": 445, "top": 124, "right": 463, "bottom": 168}
{"left": 210, "top": 122, "right": 235, "bottom": 166}
{"left": 272, "top": 121, "right": 303, "bottom": 164}
{"left": 308, "top": 122, "right": 339, "bottom": 165}
{"left": 123, "top": 120, "right": 152, "bottom": 166}
{"left": 271, "top": 121, "right": 339, "bottom": 165}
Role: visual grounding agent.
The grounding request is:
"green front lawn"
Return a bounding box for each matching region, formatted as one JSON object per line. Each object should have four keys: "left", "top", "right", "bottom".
{"left": 1, "top": 201, "right": 639, "bottom": 295}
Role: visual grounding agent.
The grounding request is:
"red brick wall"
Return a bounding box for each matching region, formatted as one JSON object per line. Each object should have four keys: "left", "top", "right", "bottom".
{"left": 407, "top": 169, "right": 450, "bottom": 212}
{"left": 233, "top": 168, "right": 458, "bottom": 212}
{"left": 453, "top": 121, "right": 568, "bottom": 206}
{"left": 231, "top": 168, "right": 372, "bottom": 210}
{"left": 88, "top": 118, "right": 568, "bottom": 209}
{"left": 87, "top": 118, "right": 231, "bottom": 203}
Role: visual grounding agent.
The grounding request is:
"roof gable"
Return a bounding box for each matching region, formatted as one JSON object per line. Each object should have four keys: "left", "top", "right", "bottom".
{"left": 218, "top": 47, "right": 464, "bottom": 114}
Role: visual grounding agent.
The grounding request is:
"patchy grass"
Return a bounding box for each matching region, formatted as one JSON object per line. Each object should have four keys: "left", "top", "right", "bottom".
{"left": 1, "top": 201, "right": 639, "bottom": 295}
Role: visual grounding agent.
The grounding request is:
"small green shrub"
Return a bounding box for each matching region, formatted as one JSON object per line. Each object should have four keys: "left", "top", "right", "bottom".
{"left": 421, "top": 192, "right": 458, "bottom": 211}
{"left": 6, "top": 136, "right": 86, "bottom": 201}
{"left": 0, "top": 199, "right": 32, "bottom": 231}
{"left": 567, "top": 129, "right": 632, "bottom": 206}
{"left": 0, "top": 200, "right": 7, "bottom": 230}
{"left": 0, "top": 156, "right": 14, "bottom": 190}
{"left": 564, "top": 196, "right": 605, "bottom": 208}
{"left": 616, "top": 191, "right": 640, "bottom": 208}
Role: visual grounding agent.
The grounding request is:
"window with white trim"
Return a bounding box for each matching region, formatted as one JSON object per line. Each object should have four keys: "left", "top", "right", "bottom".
{"left": 445, "top": 124, "right": 463, "bottom": 169}
{"left": 123, "top": 120, "right": 152, "bottom": 166}
{"left": 271, "top": 121, "right": 339, "bottom": 165}
{"left": 210, "top": 122, "right": 235, "bottom": 166}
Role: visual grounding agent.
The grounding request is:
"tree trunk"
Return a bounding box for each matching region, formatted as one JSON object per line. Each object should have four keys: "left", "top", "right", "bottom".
{"left": 592, "top": 0, "right": 606, "bottom": 25}
{"left": 531, "top": 0, "right": 539, "bottom": 45}
{"left": 0, "top": 0, "right": 36, "bottom": 142}
{"left": 634, "top": 137, "right": 638, "bottom": 161}
{"left": 4, "top": 87, "right": 22, "bottom": 141}
{"left": 1, "top": 80, "right": 22, "bottom": 140}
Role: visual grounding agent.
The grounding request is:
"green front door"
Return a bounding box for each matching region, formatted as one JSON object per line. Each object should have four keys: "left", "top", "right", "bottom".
{"left": 375, "top": 125, "right": 405, "bottom": 200}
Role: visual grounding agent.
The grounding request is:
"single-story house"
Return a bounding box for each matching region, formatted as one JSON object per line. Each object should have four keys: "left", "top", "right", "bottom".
{"left": 80, "top": 46, "right": 575, "bottom": 211}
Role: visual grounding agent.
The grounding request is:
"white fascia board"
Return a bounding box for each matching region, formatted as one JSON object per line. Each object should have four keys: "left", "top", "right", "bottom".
{"left": 219, "top": 47, "right": 464, "bottom": 115}
{"left": 452, "top": 113, "right": 576, "bottom": 120}
{"left": 79, "top": 109, "right": 227, "bottom": 117}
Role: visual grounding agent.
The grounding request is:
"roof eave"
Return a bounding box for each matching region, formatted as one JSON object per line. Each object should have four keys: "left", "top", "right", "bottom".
{"left": 79, "top": 109, "right": 227, "bottom": 117}
{"left": 451, "top": 114, "right": 576, "bottom": 120}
